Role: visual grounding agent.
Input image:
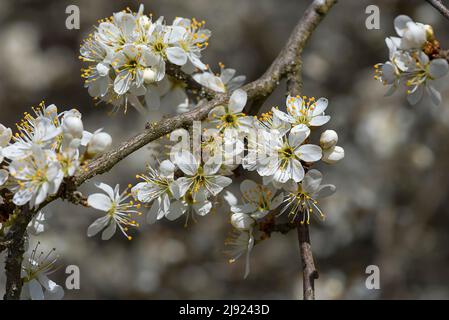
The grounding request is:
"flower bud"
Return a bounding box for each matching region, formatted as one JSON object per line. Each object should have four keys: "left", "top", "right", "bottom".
{"left": 62, "top": 115, "right": 84, "bottom": 140}
{"left": 143, "top": 68, "right": 157, "bottom": 84}
{"left": 320, "top": 130, "right": 338, "bottom": 149}
{"left": 425, "top": 24, "right": 434, "bottom": 41}
{"left": 402, "top": 22, "right": 427, "bottom": 49}
{"left": 231, "top": 212, "right": 254, "bottom": 231}
{"left": 0, "top": 124, "right": 12, "bottom": 147}
{"left": 87, "top": 132, "right": 112, "bottom": 156}
{"left": 322, "top": 145, "right": 344, "bottom": 164}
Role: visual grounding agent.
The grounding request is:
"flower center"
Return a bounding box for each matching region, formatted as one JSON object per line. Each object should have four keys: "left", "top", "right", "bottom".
{"left": 279, "top": 145, "right": 294, "bottom": 159}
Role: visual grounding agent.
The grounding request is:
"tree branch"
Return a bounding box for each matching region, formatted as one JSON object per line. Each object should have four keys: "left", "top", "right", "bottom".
{"left": 297, "top": 222, "right": 319, "bottom": 300}
{"left": 3, "top": 207, "right": 32, "bottom": 300}
{"left": 426, "top": 0, "right": 449, "bottom": 21}
{"left": 2, "top": 0, "right": 337, "bottom": 300}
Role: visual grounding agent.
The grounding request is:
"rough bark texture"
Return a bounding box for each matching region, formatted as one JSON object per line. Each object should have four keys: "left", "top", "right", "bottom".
{"left": 297, "top": 223, "right": 319, "bottom": 300}
{"left": 0, "top": 0, "right": 337, "bottom": 300}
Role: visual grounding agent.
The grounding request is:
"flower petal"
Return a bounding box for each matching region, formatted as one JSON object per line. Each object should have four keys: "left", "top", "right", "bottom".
{"left": 87, "top": 216, "right": 110, "bottom": 237}
{"left": 174, "top": 151, "right": 199, "bottom": 176}
{"left": 297, "top": 144, "right": 322, "bottom": 162}
{"left": 166, "top": 47, "right": 188, "bottom": 66}
{"left": 302, "top": 169, "right": 323, "bottom": 194}
{"left": 228, "top": 89, "right": 247, "bottom": 114}
{"left": 87, "top": 193, "right": 112, "bottom": 211}
{"left": 101, "top": 220, "right": 117, "bottom": 240}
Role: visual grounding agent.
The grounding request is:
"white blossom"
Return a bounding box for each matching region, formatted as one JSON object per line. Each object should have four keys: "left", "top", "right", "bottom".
{"left": 253, "top": 125, "right": 322, "bottom": 184}
{"left": 272, "top": 95, "right": 330, "bottom": 128}
{"left": 171, "top": 151, "right": 232, "bottom": 198}
{"left": 21, "top": 243, "right": 64, "bottom": 300}
{"left": 132, "top": 160, "right": 175, "bottom": 224}
{"left": 225, "top": 229, "right": 254, "bottom": 279}
{"left": 226, "top": 179, "right": 284, "bottom": 220}
{"left": 167, "top": 189, "right": 212, "bottom": 225}
{"left": 281, "top": 169, "right": 336, "bottom": 224}
{"left": 8, "top": 147, "right": 63, "bottom": 208}
{"left": 193, "top": 66, "right": 246, "bottom": 93}
{"left": 87, "top": 182, "right": 141, "bottom": 240}
{"left": 208, "top": 89, "right": 253, "bottom": 133}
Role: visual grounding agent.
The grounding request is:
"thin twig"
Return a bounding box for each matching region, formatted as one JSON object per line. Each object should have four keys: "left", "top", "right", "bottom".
{"left": 426, "top": 0, "right": 449, "bottom": 21}
{"left": 2, "top": 0, "right": 337, "bottom": 300}
{"left": 297, "top": 222, "right": 319, "bottom": 300}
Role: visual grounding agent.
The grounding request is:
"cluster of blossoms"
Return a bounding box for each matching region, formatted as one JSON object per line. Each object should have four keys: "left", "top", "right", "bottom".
{"left": 80, "top": 4, "right": 231, "bottom": 116}
{"left": 0, "top": 102, "right": 112, "bottom": 208}
{"left": 125, "top": 91, "right": 344, "bottom": 277}
{"left": 375, "top": 15, "right": 449, "bottom": 105}
{"left": 0, "top": 5, "right": 348, "bottom": 296}
{"left": 0, "top": 103, "right": 115, "bottom": 299}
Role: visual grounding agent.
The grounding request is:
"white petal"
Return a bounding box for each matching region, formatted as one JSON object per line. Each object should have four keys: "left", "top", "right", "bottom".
{"left": 203, "top": 158, "right": 221, "bottom": 175}
{"left": 173, "top": 151, "right": 199, "bottom": 175}
{"left": 206, "top": 176, "right": 232, "bottom": 196}
{"left": 289, "top": 158, "right": 305, "bottom": 182}
{"left": 159, "top": 159, "right": 175, "bottom": 177}
{"left": 220, "top": 68, "right": 236, "bottom": 84}
{"left": 272, "top": 108, "right": 294, "bottom": 124}
{"left": 231, "top": 212, "right": 254, "bottom": 230}
{"left": 231, "top": 203, "right": 258, "bottom": 214}
{"left": 407, "top": 85, "right": 424, "bottom": 105}
{"left": 101, "top": 220, "right": 117, "bottom": 240}
{"left": 94, "top": 182, "right": 115, "bottom": 199}
{"left": 429, "top": 59, "right": 449, "bottom": 79}
{"left": 311, "top": 97, "right": 328, "bottom": 115}
{"left": 228, "top": 89, "right": 247, "bottom": 114}
{"left": 171, "top": 177, "right": 192, "bottom": 199}
{"left": 113, "top": 71, "right": 132, "bottom": 95}
{"left": 297, "top": 144, "right": 322, "bottom": 162}
{"left": 394, "top": 15, "right": 412, "bottom": 37}
{"left": 146, "top": 200, "right": 160, "bottom": 224}
{"left": 193, "top": 200, "right": 212, "bottom": 216}
{"left": 165, "top": 200, "right": 186, "bottom": 220}
{"left": 224, "top": 191, "right": 238, "bottom": 206}
{"left": 427, "top": 85, "right": 442, "bottom": 106}
{"left": 302, "top": 169, "right": 323, "bottom": 194}
{"left": 316, "top": 184, "right": 336, "bottom": 199}
{"left": 87, "top": 216, "right": 110, "bottom": 237}
{"left": 87, "top": 193, "right": 112, "bottom": 211}
{"left": 270, "top": 192, "right": 284, "bottom": 210}
{"left": 166, "top": 47, "right": 188, "bottom": 66}
{"left": 28, "top": 279, "right": 44, "bottom": 300}
{"left": 309, "top": 115, "right": 331, "bottom": 126}
{"left": 0, "top": 169, "right": 8, "bottom": 185}
{"left": 289, "top": 124, "right": 310, "bottom": 147}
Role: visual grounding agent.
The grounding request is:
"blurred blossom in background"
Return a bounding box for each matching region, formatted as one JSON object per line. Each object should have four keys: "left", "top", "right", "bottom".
{"left": 1, "top": 0, "right": 449, "bottom": 299}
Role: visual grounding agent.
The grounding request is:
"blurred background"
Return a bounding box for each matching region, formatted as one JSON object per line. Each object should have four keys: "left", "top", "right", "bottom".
{"left": 1, "top": 0, "right": 449, "bottom": 299}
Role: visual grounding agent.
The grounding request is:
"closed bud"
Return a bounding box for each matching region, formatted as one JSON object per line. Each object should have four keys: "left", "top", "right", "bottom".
{"left": 322, "top": 145, "right": 344, "bottom": 164}
{"left": 87, "top": 132, "right": 112, "bottom": 156}
{"left": 231, "top": 212, "right": 254, "bottom": 231}
{"left": 425, "top": 24, "right": 434, "bottom": 41}
{"left": 62, "top": 115, "right": 84, "bottom": 140}
{"left": 143, "top": 68, "right": 157, "bottom": 84}
{"left": 0, "top": 124, "right": 12, "bottom": 147}
{"left": 320, "top": 130, "right": 338, "bottom": 149}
